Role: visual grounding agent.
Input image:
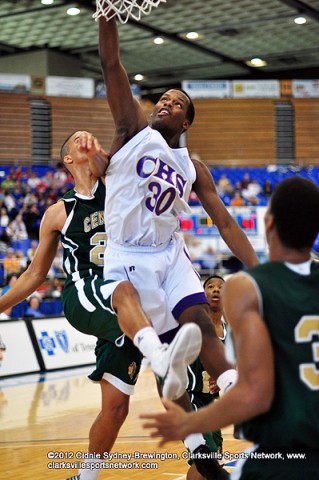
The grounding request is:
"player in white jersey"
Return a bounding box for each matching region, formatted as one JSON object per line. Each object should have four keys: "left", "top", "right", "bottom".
{"left": 105, "top": 126, "right": 195, "bottom": 247}
{"left": 81, "top": 16, "right": 259, "bottom": 479}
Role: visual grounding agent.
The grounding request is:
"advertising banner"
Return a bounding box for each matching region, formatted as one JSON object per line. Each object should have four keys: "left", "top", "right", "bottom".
{"left": 0, "top": 321, "right": 39, "bottom": 377}
{"left": 182, "top": 80, "right": 231, "bottom": 98}
{"left": 31, "top": 317, "right": 96, "bottom": 370}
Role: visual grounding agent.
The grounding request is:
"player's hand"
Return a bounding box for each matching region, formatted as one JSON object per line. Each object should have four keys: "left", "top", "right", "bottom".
{"left": 140, "top": 398, "right": 190, "bottom": 446}
{"left": 209, "top": 377, "right": 220, "bottom": 395}
{"left": 77, "top": 132, "right": 109, "bottom": 160}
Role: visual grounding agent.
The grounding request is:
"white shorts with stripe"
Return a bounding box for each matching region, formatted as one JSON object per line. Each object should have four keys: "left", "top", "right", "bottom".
{"left": 103, "top": 233, "right": 207, "bottom": 336}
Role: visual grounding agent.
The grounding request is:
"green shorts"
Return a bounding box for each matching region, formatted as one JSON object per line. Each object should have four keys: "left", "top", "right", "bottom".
{"left": 188, "top": 391, "right": 223, "bottom": 458}
{"left": 63, "top": 277, "right": 143, "bottom": 395}
{"left": 88, "top": 335, "right": 143, "bottom": 395}
{"left": 63, "top": 277, "right": 123, "bottom": 341}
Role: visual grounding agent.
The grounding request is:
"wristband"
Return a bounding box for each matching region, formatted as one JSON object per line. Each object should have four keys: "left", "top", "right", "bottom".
{"left": 216, "top": 369, "right": 238, "bottom": 393}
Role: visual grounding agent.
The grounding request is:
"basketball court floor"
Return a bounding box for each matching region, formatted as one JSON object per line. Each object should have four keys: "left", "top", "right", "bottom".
{"left": 1, "top": 363, "right": 251, "bottom": 479}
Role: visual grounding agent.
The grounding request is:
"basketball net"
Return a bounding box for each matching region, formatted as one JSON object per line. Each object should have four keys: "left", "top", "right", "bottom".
{"left": 94, "top": 0, "right": 167, "bottom": 24}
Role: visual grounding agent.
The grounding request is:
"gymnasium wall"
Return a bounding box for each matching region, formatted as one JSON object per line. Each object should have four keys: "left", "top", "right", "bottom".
{"left": 0, "top": 92, "right": 319, "bottom": 166}
{"left": 0, "top": 93, "right": 154, "bottom": 165}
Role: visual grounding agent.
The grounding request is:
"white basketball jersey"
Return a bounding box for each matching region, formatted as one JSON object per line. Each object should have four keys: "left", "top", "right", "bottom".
{"left": 104, "top": 126, "right": 196, "bottom": 246}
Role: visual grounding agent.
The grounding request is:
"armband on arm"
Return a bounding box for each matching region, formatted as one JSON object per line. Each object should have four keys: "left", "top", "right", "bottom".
{"left": 216, "top": 369, "right": 238, "bottom": 393}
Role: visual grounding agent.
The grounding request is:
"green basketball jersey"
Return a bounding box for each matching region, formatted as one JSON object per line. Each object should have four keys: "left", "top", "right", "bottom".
{"left": 61, "top": 179, "right": 106, "bottom": 288}
{"left": 237, "top": 261, "right": 319, "bottom": 450}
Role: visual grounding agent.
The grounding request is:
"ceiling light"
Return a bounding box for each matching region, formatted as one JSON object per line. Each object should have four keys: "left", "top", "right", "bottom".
{"left": 67, "top": 7, "right": 81, "bottom": 16}
{"left": 134, "top": 74, "right": 144, "bottom": 81}
{"left": 186, "top": 31, "right": 199, "bottom": 40}
{"left": 246, "top": 57, "right": 267, "bottom": 68}
{"left": 41, "top": 0, "right": 54, "bottom": 4}
{"left": 153, "top": 37, "right": 164, "bottom": 45}
{"left": 294, "top": 16, "right": 306, "bottom": 24}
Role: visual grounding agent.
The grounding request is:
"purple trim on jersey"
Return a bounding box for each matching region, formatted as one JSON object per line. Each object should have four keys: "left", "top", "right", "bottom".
{"left": 183, "top": 247, "right": 191, "bottom": 261}
{"left": 183, "top": 247, "right": 201, "bottom": 280}
{"left": 172, "top": 292, "right": 208, "bottom": 320}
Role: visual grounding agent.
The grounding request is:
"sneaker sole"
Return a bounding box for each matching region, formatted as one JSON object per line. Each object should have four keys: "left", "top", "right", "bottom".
{"left": 162, "top": 323, "right": 202, "bottom": 400}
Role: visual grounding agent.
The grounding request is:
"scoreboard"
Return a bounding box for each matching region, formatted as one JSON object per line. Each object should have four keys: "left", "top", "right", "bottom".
{"left": 179, "top": 206, "right": 258, "bottom": 236}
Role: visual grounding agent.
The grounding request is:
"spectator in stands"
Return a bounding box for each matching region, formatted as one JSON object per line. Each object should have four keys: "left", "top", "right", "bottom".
{"left": 44, "top": 278, "right": 62, "bottom": 299}
{"left": 188, "top": 190, "right": 201, "bottom": 206}
{"left": 217, "top": 174, "right": 233, "bottom": 195}
{"left": 0, "top": 207, "right": 9, "bottom": 228}
{"left": 0, "top": 175, "right": 15, "bottom": 191}
{"left": 197, "top": 246, "right": 219, "bottom": 272}
{"left": 23, "top": 203, "right": 41, "bottom": 240}
{"left": 230, "top": 191, "right": 245, "bottom": 207}
{"left": 241, "top": 172, "right": 251, "bottom": 189}
{"left": 15, "top": 250, "right": 27, "bottom": 273}
{"left": 242, "top": 179, "right": 262, "bottom": 205}
{"left": 27, "top": 240, "right": 38, "bottom": 263}
{"left": 183, "top": 234, "right": 206, "bottom": 267}
{"left": 3, "top": 190, "right": 17, "bottom": 217}
{"left": 25, "top": 295, "right": 43, "bottom": 318}
{"left": 0, "top": 274, "right": 18, "bottom": 318}
{"left": 6, "top": 213, "right": 28, "bottom": 241}
{"left": 27, "top": 171, "right": 41, "bottom": 190}
{"left": 0, "top": 229, "right": 12, "bottom": 255}
{"left": 11, "top": 181, "right": 26, "bottom": 209}
{"left": 1, "top": 273, "right": 18, "bottom": 296}
{"left": 53, "top": 162, "right": 68, "bottom": 191}
{"left": 2, "top": 248, "right": 21, "bottom": 278}
{"left": 52, "top": 241, "right": 65, "bottom": 278}
{"left": 34, "top": 175, "right": 50, "bottom": 195}
{"left": 10, "top": 166, "right": 24, "bottom": 181}
{"left": 263, "top": 179, "right": 273, "bottom": 197}
{"left": 22, "top": 189, "right": 38, "bottom": 209}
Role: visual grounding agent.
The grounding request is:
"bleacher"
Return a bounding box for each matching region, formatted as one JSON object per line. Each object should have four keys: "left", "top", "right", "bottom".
{"left": 210, "top": 165, "right": 319, "bottom": 206}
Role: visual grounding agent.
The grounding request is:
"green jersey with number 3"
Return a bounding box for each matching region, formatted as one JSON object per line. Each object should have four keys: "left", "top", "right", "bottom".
{"left": 237, "top": 261, "right": 319, "bottom": 450}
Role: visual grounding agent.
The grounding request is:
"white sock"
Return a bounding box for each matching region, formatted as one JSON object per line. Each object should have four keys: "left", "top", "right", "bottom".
{"left": 79, "top": 457, "right": 103, "bottom": 480}
{"left": 133, "top": 326, "right": 162, "bottom": 361}
{"left": 184, "top": 433, "right": 205, "bottom": 452}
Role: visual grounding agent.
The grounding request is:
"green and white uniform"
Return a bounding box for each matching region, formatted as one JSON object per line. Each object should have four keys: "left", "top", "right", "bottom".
{"left": 187, "top": 319, "right": 227, "bottom": 456}
{"left": 61, "top": 179, "right": 142, "bottom": 395}
{"left": 232, "top": 261, "right": 319, "bottom": 480}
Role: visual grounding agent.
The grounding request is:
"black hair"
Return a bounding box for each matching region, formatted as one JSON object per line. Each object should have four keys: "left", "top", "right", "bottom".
{"left": 203, "top": 274, "right": 225, "bottom": 289}
{"left": 60, "top": 131, "right": 77, "bottom": 161}
{"left": 178, "top": 88, "right": 195, "bottom": 125}
{"left": 269, "top": 176, "right": 319, "bottom": 249}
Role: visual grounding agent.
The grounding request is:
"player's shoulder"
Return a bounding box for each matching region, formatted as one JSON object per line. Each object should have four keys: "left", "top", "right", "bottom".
{"left": 42, "top": 200, "right": 66, "bottom": 232}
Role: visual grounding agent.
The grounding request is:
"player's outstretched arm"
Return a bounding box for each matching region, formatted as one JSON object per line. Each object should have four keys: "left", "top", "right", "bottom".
{"left": 192, "top": 159, "right": 259, "bottom": 268}
{"left": 0, "top": 203, "right": 63, "bottom": 313}
{"left": 99, "top": 17, "right": 147, "bottom": 153}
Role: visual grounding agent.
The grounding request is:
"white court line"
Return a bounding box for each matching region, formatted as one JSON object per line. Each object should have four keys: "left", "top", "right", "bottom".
{"left": 0, "top": 438, "right": 161, "bottom": 449}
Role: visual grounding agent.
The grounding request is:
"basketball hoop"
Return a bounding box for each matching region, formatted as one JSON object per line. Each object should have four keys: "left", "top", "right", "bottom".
{"left": 93, "top": 0, "right": 167, "bottom": 24}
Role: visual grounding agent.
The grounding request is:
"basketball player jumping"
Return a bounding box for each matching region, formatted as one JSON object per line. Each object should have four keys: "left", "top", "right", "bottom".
{"left": 79, "top": 14, "right": 259, "bottom": 479}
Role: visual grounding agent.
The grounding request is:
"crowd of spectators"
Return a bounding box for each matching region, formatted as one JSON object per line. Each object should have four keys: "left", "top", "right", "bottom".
{"left": 189, "top": 171, "right": 274, "bottom": 208}
{"left": 1, "top": 162, "right": 318, "bottom": 318}
{"left": 0, "top": 163, "right": 72, "bottom": 318}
